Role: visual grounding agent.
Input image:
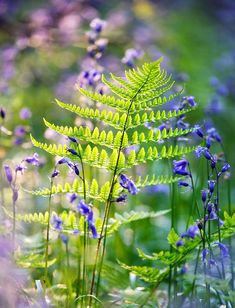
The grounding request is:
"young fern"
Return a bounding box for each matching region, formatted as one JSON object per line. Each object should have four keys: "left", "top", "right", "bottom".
{"left": 31, "top": 58, "right": 197, "bottom": 302}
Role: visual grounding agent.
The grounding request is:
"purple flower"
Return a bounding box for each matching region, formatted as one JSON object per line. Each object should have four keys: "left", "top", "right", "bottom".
{"left": 68, "top": 136, "right": 77, "bottom": 143}
{"left": 119, "top": 174, "right": 139, "bottom": 195}
{"left": 14, "top": 125, "right": 26, "bottom": 137}
{"left": 90, "top": 18, "right": 106, "bottom": 33}
{"left": 52, "top": 215, "right": 63, "bottom": 231}
{"left": 201, "top": 190, "right": 207, "bottom": 203}
{"left": 206, "top": 128, "right": 222, "bottom": 144}
{"left": 122, "top": 48, "right": 143, "bottom": 67}
{"left": 173, "top": 159, "right": 190, "bottom": 176}
{"left": 60, "top": 234, "right": 69, "bottom": 244}
{"left": 178, "top": 181, "right": 190, "bottom": 187}
{"left": 15, "top": 164, "right": 27, "bottom": 174}
{"left": 194, "top": 125, "right": 204, "bottom": 138}
{"left": 77, "top": 200, "right": 90, "bottom": 216}
{"left": 181, "top": 224, "right": 199, "bottom": 239}
{"left": 69, "top": 193, "right": 77, "bottom": 203}
{"left": 4, "top": 165, "right": 13, "bottom": 183}
{"left": 208, "top": 180, "right": 216, "bottom": 195}
{"left": 67, "top": 148, "right": 79, "bottom": 156}
{"left": 57, "top": 157, "right": 68, "bottom": 165}
{"left": 89, "top": 223, "right": 98, "bottom": 238}
{"left": 185, "top": 96, "right": 197, "bottom": 107}
{"left": 176, "top": 239, "right": 184, "bottom": 247}
{"left": 19, "top": 108, "right": 31, "bottom": 120}
{"left": 116, "top": 194, "right": 127, "bottom": 203}
{"left": 217, "top": 242, "right": 229, "bottom": 258}
{"left": 51, "top": 170, "right": 60, "bottom": 178}
{"left": 24, "top": 153, "right": 39, "bottom": 166}
{"left": 202, "top": 248, "right": 209, "bottom": 263}
{"left": 180, "top": 264, "right": 188, "bottom": 275}
{"left": 218, "top": 163, "right": 230, "bottom": 177}
{"left": 0, "top": 107, "right": 6, "bottom": 119}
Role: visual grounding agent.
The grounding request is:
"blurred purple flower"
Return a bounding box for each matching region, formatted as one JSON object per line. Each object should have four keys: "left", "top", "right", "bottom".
{"left": 52, "top": 214, "right": 63, "bottom": 232}
{"left": 19, "top": 108, "right": 32, "bottom": 120}
{"left": 24, "top": 153, "right": 39, "bottom": 166}
{"left": 4, "top": 165, "right": 13, "bottom": 184}
{"left": 119, "top": 174, "right": 139, "bottom": 195}
{"left": 173, "top": 159, "right": 190, "bottom": 176}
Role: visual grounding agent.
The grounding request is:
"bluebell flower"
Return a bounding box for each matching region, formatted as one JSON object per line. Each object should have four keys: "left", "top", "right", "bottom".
{"left": 180, "top": 264, "right": 188, "bottom": 275}
{"left": 19, "top": 108, "right": 31, "bottom": 120}
{"left": 4, "top": 165, "right": 13, "bottom": 184}
{"left": 201, "top": 190, "right": 207, "bottom": 204}
{"left": 181, "top": 224, "right": 199, "bottom": 239}
{"left": 51, "top": 170, "right": 59, "bottom": 178}
{"left": 68, "top": 136, "right": 77, "bottom": 143}
{"left": 194, "top": 125, "right": 204, "bottom": 138}
{"left": 202, "top": 248, "right": 209, "bottom": 263}
{"left": 0, "top": 107, "right": 6, "bottom": 119}
{"left": 122, "top": 48, "right": 143, "bottom": 67}
{"left": 52, "top": 215, "right": 63, "bottom": 231}
{"left": 116, "top": 194, "right": 127, "bottom": 203}
{"left": 119, "top": 174, "right": 139, "bottom": 195}
{"left": 90, "top": 18, "right": 106, "bottom": 33}
{"left": 67, "top": 148, "right": 79, "bottom": 156}
{"left": 14, "top": 125, "right": 26, "bottom": 137}
{"left": 218, "top": 163, "right": 230, "bottom": 177}
{"left": 178, "top": 181, "right": 190, "bottom": 187}
{"left": 69, "top": 193, "right": 78, "bottom": 203}
{"left": 60, "top": 234, "right": 69, "bottom": 244}
{"left": 72, "top": 164, "right": 80, "bottom": 176}
{"left": 89, "top": 223, "right": 98, "bottom": 239}
{"left": 57, "top": 157, "right": 69, "bottom": 165}
{"left": 15, "top": 164, "right": 27, "bottom": 174}
{"left": 77, "top": 200, "right": 90, "bottom": 216}
{"left": 182, "top": 96, "right": 197, "bottom": 107}
{"left": 216, "top": 242, "right": 229, "bottom": 258}
{"left": 176, "top": 239, "right": 184, "bottom": 247}
{"left": 24, "top": 153, "right": 39, "bottom": 166}
{"left": 206, "top": 128, "right": 222, "bottom": 144}
{"left": 173, "top": 159, "right": 190, "bottom": 176}
{"left": 208, "top": 180, "right": 216, "bottom": 195}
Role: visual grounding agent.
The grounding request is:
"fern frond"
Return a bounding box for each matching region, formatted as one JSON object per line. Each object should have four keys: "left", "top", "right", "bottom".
{"left": 129, "top": 107, "right": 196, "bottom": 129}
{"left": 119, "top": 263, "right": 161, "bottom": 283}
{"left": 43, "top": 119, "right": 129, "bottom": 149}
{"left": 55, "top": 99, "right": 126, "bottom": 130}
{"left": 129, "top": 127, "right": 195, "bottom": 147}
{"left": 30, "top": 179, "right": 121, "bottom": 202}
{"left": 78, "top": 88, "right": 130, "bottom": 112}
{"left": 126, "top": 144, "right": 198, "bottom": 168}
{"left": 135, "top": 174, "right": 181, "bottom": 188}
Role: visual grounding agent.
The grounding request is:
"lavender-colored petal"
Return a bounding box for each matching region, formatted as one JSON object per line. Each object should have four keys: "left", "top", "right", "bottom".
{"left": 4, "top": 165, "right": 13, "bottom": 183}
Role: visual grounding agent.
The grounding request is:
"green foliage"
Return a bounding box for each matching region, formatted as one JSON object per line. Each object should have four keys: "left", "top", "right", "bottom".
{"left": 120, "top": 211, "right": 235, "bottom": 286}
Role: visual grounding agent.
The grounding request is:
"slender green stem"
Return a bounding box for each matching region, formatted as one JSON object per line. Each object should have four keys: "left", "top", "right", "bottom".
{"left": 65, "top": 241, "right": 70, "bottom": 308}
{"left": 44, "top": 175, "right": 54, "bottom": 284}
{"left": 75, "top": 143, "right": 87, "bottom": 307}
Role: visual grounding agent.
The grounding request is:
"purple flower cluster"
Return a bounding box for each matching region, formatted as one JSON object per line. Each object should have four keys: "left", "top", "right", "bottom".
{"left": 122, "top": 48, "right": 143, "bottom": 67}
{"left": 52, "top": 214, "right": 68, "bottom": 244}
{"left": 176, "top": 224, "right": 200, "bottom": 248}
{"left": 77, "top": 200, "right": 98, "bottom": 239}
{"left": 3, "top": 153, "right": 40, "bottom": 203}
{"left": 119, "top": 174, "right": 139, "bottom": 195}
{"left": 86, "top": 18, "right": 107, "bottom": 60}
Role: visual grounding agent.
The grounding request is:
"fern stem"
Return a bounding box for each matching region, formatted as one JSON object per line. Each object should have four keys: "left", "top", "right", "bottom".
{"left": 44, "top": 172, "right": 55, "bottom": 285}
{"left": 76, "top": 143, "right": 87, "bottom": 307}
{"left": 89, "top": 68, "right": 153, "bottom": 306}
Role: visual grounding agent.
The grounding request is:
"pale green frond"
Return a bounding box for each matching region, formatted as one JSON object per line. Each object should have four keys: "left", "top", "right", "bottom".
{"left": 78, "top": 88, "right": 129, "bottom": 112}
{"left": 43, "top": 119, "right": 129, "bottom": 149}
{"left": 102, "top": 75, "right": 133, "bottom": 99}
{"left": 125, "top": 144, "right": 198, "bottom": 168}
{"left": 135, "top": 174, "right": 181, "bottom": 188}
{"left": 29, "top": 178, "right": 122, "bottom": 202}
{"left": 55, "top": 99, "right": 125, "bottom": 130}
{"left": 128, "top": 127, "right": 195, "bottom": 147}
